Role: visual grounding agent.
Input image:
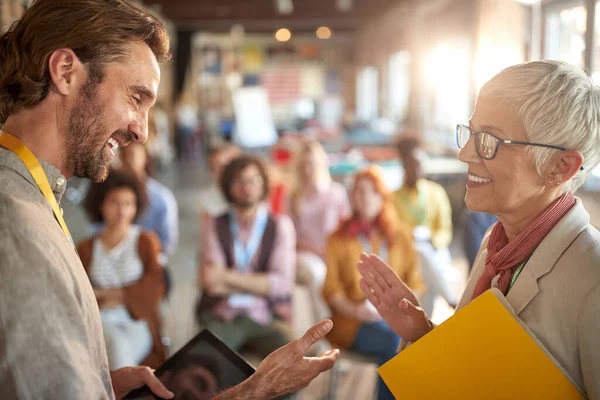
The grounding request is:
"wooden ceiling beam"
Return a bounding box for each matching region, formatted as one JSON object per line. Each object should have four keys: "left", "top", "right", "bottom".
{"left": 143, "top": 0, "right": 407, "bottom": 31}
{"left": 174, "top": 17, "right": 361, "bottom": 33}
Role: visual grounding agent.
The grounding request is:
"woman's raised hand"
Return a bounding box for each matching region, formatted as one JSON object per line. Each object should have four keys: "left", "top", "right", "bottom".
{"left": 358, "top": 253, "right": 433, "bottom": 342}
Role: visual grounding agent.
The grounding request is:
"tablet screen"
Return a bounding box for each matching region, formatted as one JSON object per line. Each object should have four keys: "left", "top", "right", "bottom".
{"left": 124, "top": 330, "right": 255, "bottom": 400}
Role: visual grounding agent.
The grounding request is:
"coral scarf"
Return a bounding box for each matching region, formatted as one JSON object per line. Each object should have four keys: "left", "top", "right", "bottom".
{"left": 346, "top": 218, "right": 376, "bottom": 239}
{"left": 472, "top": 193, "right": 576, "bottom": 300}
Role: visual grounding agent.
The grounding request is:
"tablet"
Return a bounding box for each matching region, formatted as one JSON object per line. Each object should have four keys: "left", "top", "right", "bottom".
{"left": 124, "top": 329, "right": 255, "bottom": 399}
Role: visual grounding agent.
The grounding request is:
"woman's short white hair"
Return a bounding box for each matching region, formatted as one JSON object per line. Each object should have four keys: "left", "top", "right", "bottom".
{"left": 479, "top": 60, "right": 600, "bottom": 193}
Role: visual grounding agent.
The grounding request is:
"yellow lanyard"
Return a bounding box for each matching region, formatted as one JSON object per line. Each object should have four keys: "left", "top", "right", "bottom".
{"left": 0, "top": 131, "right": 73, "bottom": 246}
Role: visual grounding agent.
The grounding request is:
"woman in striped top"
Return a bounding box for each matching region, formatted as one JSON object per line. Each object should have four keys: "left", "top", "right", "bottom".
{"left": 77, "top": 168, "right": 166, "bottom": 370}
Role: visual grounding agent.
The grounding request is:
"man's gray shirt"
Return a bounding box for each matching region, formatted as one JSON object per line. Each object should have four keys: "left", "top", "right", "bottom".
{"left": 0, "top": 148, "right": 113, "bottom": 399}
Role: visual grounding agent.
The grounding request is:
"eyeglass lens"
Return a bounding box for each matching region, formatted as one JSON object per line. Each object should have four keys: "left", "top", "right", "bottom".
{"left": 457, "top": 125, "right": 497, "bottom": 160}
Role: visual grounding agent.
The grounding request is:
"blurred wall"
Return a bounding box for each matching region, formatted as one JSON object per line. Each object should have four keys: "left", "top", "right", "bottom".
{"left": 353, "top": 0, "right": 529, "bottom": 150}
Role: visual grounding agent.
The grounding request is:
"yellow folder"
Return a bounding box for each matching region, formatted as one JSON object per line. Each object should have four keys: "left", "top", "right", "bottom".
{"left": 378, "top": 289, "right": 585, "bottom": 399}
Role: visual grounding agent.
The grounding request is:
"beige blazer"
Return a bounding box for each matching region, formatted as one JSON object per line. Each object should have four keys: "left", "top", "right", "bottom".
{"left": 458, "top": 198, "right": 600, "bottom": 399}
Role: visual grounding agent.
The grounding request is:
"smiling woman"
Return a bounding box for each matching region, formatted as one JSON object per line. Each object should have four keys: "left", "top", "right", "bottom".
{"left": 359, "top": 60, "right": 600, "bottom": 399}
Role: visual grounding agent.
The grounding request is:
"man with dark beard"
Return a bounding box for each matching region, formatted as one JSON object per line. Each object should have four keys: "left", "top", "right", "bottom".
{"left": 197, "top": 155, "right": 296, "bottom": 359}
{"left": 0, "top": 1, "right": 338, "bottom": 399}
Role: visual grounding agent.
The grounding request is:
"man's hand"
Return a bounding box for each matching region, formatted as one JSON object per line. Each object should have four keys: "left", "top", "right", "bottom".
{"left": 358, "top": 253, "right": 433, "bottom": 342}
{"left": 111, "top": 366, "right": 174, "bottom": 400}
{"left": 215, "top": 320, "right": 340, "bottom": 400}
{"left": 253, "top": 320, "right": 339, "bottom": 398}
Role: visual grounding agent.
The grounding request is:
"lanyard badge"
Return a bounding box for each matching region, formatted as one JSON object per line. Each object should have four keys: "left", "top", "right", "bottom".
{"left": 0, "top": 132, "right": 74, "bottom": 246}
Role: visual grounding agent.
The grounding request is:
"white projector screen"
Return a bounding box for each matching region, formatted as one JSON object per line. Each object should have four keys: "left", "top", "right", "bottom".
{"left": 232, "top": 87, "right": 278, "bottom": 148}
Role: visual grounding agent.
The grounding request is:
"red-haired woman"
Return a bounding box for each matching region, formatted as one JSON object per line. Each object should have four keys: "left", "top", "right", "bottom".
{"left": 322, "top": 166, "right": 422, "bottom": 400}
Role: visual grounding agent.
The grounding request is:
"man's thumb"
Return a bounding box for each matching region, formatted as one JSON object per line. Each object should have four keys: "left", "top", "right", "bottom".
{"left": 298, "top": 319, "right": 333, "bottom": 351}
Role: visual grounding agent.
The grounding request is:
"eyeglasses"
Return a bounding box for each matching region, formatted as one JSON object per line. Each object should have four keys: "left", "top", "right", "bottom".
{"left": 456, "top": 124, "right": 584, "bottom": 170}
{"left": 232, "top": 175, "right": 264, "bottom": 187}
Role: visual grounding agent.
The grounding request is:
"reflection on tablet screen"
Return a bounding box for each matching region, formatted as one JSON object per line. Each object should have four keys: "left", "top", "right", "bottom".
{"left": 160, "top": 353, "right": 221, "bottom": 400}
{"left": 124, "top": 330, "right": 255, "bottom": 400}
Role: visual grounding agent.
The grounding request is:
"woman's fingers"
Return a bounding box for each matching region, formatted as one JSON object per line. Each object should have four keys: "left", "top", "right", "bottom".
{"left": 358, "top": 259, "right": 387, "bottom": 295}
{"left": 359, "top": 279, "right": 381, "bottom": 307}
{"left": 367, "top": 254, "right": 403, "bottom": 285}
{"left": 362, "top": 254, "right": 401, "bottom": 289}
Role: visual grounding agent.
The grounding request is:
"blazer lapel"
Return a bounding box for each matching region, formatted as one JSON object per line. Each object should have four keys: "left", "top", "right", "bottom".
{"left": 506, "top": 199, "right": 590, "bottom": 315}
{"left": 457, "top": 241, "right": 490, "bottom": 310}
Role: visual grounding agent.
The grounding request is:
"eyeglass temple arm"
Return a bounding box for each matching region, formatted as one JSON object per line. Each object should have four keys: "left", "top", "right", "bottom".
{"left": 504, "top": 140, "right": 584, "bottom": 170}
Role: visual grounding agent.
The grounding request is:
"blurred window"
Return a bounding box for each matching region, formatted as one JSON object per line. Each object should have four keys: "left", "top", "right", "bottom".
{"left": 544, "top": 1, "right": 586, "bottom": 69}
{"left": 356, "top": 66, "right": 379, "bottom": 122}
{"left": 388, "top": 51, "right": 411, "bottom": 122}
{"left": 592, "top": 1, "right": 600, "bottom": 81}
{"left": 422, "top": 40, "right": 471, "bottom": 148}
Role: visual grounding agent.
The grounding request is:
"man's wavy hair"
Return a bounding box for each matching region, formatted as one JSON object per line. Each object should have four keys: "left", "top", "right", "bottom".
{"left": 0, "top": 0, "right": 171, "bottom": 124}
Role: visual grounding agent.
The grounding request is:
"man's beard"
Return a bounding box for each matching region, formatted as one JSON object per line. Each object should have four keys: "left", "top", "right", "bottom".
{"left": 233, "top": 198, "right": 259, "bottom": 209}
{"left": 65, "top": 80, "right": 131, "bottom": 182}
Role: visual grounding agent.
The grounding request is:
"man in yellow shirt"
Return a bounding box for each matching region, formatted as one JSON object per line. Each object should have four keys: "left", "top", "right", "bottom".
{"left": 392, "top": 136, "right": 457, "bottom": 314}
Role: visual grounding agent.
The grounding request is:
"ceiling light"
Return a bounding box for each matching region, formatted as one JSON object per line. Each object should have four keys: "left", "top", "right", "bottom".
{"left": 336, "top": 0, "right": 352, "bottom": 11}
{"left": 275, "top": 28, "right": 292, "bottom": 42}
{"left": 316, "top": 26, "right": 332, "bottom": 39}
{"left": 275, "top": 0, "right": 294, "bottom": 15}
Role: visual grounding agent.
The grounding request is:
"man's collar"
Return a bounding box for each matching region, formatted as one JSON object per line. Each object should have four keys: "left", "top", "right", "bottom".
{"left": 231, "top": 203, "right": 267, "bottom": 229}
{"left": 0, "top": 147, "right": 68, "bottom": 203}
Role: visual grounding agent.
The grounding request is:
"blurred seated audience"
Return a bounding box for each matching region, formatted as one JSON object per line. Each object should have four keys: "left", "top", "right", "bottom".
{"left": 392, "top": 135, "right": 457, "bottom": 314}
{"left": 196, "top": 155, "right": 296, "bottom": 359}
{"left": 78, "top": 169, "right": 166, "bottom": 370}
{"left": 288, "top": 140, "right": 351, "bottom": 320}
{"left": 198, "top": 144, "right": 288, "bottom": 221}
{"left": 323, "top": 166, "right": 422, "bottom": 400}
{"left": 264, "top": 158, "right": 290, "bottom": 216}
{"left": 198, "top": 144, "right": 241, "bottom": 221}
{"left": 175, "top": 93, "right": 200, "bottom": 161}
{"left": 119, "top": 142, "right": 179, "bottom": 265}
{"left": 268, "top": 175, "right": 287, "bottom": 215}
{"left": 464, "top": 211, "right": 498, "bottom": 270}
{"left": 146, "top": 102, "right": 174, "bottom": 172}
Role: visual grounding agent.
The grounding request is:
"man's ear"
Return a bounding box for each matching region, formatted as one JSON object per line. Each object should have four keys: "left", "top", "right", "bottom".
{"left": 544, "top": 150, "right": 584, "bottom": 186}
{"left": 48, "top": 48, "right": 85, "bottom": 96}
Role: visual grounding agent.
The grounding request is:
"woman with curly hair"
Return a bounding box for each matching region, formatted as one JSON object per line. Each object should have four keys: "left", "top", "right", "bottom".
{"left": 77, "top": 168, "right": 166, "bottom": 370}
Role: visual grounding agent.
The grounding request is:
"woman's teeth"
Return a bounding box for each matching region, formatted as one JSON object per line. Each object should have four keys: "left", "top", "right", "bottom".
{"left": 468, "top": 174, "right": 491, "bottom": 183}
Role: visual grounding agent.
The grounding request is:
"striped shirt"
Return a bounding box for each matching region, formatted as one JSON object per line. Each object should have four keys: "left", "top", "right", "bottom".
{"left": 89, "top": 226, "right": 144, "bottom": 289}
